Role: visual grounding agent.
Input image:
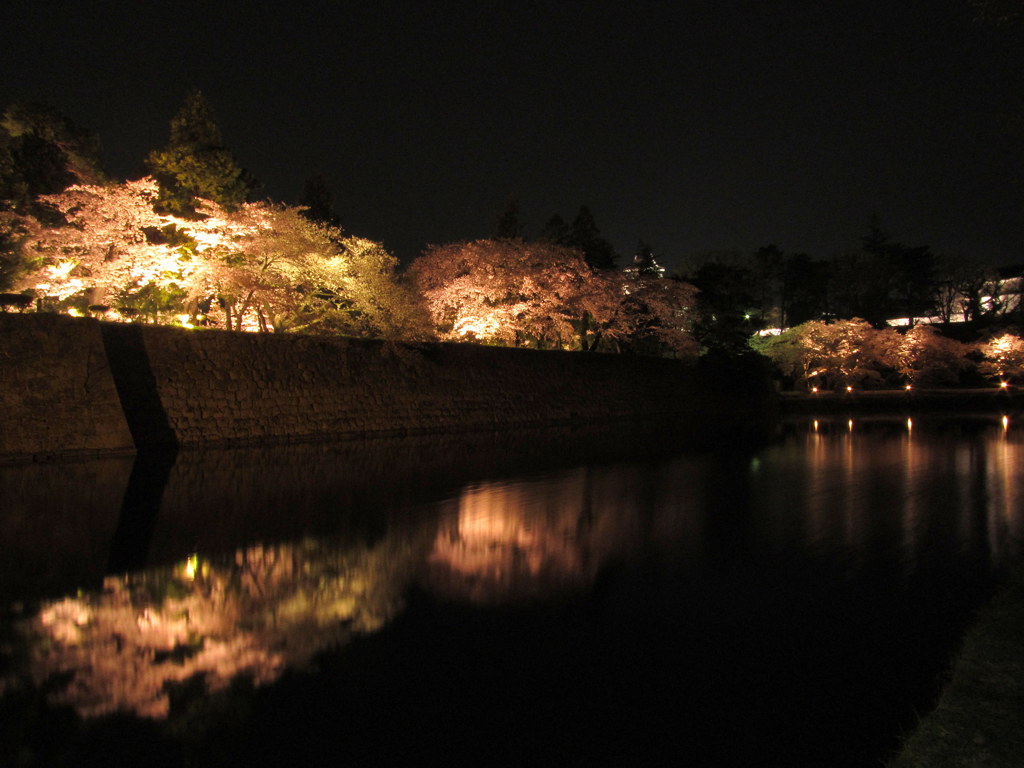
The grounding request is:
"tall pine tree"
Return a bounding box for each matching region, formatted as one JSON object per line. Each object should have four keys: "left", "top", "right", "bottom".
{"left": 567, "top": 206, "right": 618, "bottom": 270}
{"left": 300, "top": 174, "right": 340, "bottom": 227}
{"left": 146, "top": 89, "right": 253, "bottom": 217}
{"left": 494, "top": 196, "right": 523, "bottom": 239}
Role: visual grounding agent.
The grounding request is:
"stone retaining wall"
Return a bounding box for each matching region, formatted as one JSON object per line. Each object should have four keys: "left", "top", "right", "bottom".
{"left": 0, "top": 315, "right": 134, "bottom": 461}
{"left": 101, "top": 323, "right": 714, "bottom": 448}
{"left": 2, "top": 315, "right": 772, "bottom": 458}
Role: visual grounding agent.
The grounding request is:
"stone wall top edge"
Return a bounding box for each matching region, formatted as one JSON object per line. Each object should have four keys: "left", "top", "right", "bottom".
{"left": 0, "top": 313, "right": 101, "bottom": 332}
{"left": 102, "top": 319, "right": 698, "bottom": 374}
{"left": 0, "top": 314, "right": 697, "bottom": 373}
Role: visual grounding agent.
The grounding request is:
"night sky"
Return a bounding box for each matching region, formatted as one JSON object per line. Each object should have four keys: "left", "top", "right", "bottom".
{"left": 3, "top": 0, "right": 1022, "bottom": 271}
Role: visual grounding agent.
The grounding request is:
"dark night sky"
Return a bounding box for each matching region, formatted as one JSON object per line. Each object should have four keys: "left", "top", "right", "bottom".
{"left": 3, "top": 0, "right": 1023, "bottom": 271}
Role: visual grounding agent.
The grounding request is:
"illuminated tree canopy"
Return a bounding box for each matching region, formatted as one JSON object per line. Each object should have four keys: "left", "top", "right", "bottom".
{"left": 410, "top": 238, "right": 592, "bottom": 348}
{"left": 887, "top": 323, "right": 973, "bottom": 386}
{"left": 752, "top": 319, "right": 982, "bottom": 390}
{"left": 592, "top": 270, "right": 700, "bottom": 357}
{"left": 409, "top": 238, "right": 697, "bottom": 357}
{"left": 979, "top": 332, "right": 1024, "bottom": 383}
{"left": 10, "top": 177, "right": 196, "bottom": 317}
{"left": 8, "top": 177, "right": 429, "bottom": 338}
{"left": 759, "top": 319, "right": 893, "bottom": 390}
{"left": 211, "top": 206, "right": 430, "bottom": 337}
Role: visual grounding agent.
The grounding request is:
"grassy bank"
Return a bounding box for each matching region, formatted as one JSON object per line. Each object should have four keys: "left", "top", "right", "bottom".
{"left": 887, "top": 566, "right": 1024, "bottom": 767}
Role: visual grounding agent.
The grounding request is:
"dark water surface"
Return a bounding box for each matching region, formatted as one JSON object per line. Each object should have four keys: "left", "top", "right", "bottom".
{"left": 1, "top": 416, "right": 1022, "bottom": 766}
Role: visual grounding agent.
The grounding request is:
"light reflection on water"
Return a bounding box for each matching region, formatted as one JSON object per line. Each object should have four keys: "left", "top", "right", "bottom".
{"left": 0, "top": 456, "right": 131, "bottom": 601}
{"left": 752, "top": 417, "right": 1023, "bottom": 571}
{"left": 1, "top": 416, "right": 1022, "bottom": 765}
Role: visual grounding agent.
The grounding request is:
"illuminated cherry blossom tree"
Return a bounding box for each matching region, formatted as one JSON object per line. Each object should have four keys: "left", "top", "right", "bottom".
{"left": 755, "top": 318, "right": 895, "bottom": 390}
{"left": 568, "top": 270, "right": 698, "bottom": 357}
{"left": 12, "top": 177, "right": 428, "bottom": 337}
{"left": 13, "top": 177, "right": 203, "bottom": 318}
{"left": 410, "top": 238, "right": 595, "bottom": 348}
{"left": 608, "top": 274, "right": 700, "bottom": 358}
{"left": 329, "top": 235, "right": 432, "bottom": 339}
{"left": 978, "top": 332, "right": 1024, "bottom": 383}
{"left": 886, "top": 324, "right": 973, "bottom": 386}
{"left": 207, "top": 206, "right": 430, "bottom": 337}
{"left": 410, "top": 238, "right": 698, "bottom": 356}
{"left": 199, "top": 201, "right": 337, "bottom": 332}
{"left": 754, "top": 318, "right": 981, "bottom": 389}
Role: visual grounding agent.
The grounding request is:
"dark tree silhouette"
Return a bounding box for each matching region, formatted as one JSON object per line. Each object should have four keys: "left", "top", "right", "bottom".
{"left": 0, "top": 102, "right": 106, "bottom": 209}
{"left": 861, "top": 221, "right": 937, "bottom": 326}
{"left": 566, "top": 206, "right": 617, "bottom": 270}
{"left": 300, "top": 174, "right": 340, "bottom": 227}
{"left": 970, "top": 0, "right": 1023, "bottom": 26}
{"left": 829, "top": 221, "right": 936, "bottom": 327}
{"left": 750, "top": 244, "right": 785, "bottom": 326}
{"left": 539, "top": 213, "right": 569, "bottom": 244}
{"left": 690, "top": 259, "right": 759, "bottom": 353}
{"left": 0, "top": 223, "right": 30, "bottom": 291}
{"left": 494, "top": 196, "right": 523, "bottom": 239}
{"left": 781, "top": 253, "right": 830, "bottom": 327}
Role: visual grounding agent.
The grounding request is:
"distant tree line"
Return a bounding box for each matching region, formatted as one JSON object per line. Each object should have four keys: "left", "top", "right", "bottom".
{"left": 680, "top": 228, "right": 1021, "bottom": 337}
{"left": 751, "top": 318, "right": 1024, "bottom": 390}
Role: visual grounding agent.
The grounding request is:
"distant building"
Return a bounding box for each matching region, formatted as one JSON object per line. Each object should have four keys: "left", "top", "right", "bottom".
{"left": 888, "top": 263, "right": 1023, "bottom": 327}
{"left": 624, "top": 243, "right": 666, "bottom": 279}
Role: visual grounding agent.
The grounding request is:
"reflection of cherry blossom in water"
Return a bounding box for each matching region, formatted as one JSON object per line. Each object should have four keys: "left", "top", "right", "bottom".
{"left": 7, "top": 533, "right": 429, "bottom": 719}
{"left": 425, "top": 468, "right": 677, "bottom": 604}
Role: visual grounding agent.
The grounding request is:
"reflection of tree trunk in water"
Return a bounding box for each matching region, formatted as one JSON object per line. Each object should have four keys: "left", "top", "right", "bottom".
{"left": 107, "top": 449, "right": 177, "bottom": 574}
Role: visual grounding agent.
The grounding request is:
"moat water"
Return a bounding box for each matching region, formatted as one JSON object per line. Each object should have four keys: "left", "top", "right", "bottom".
{"left": 1, "top": 415, "right": 1021, "bottom": 766}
